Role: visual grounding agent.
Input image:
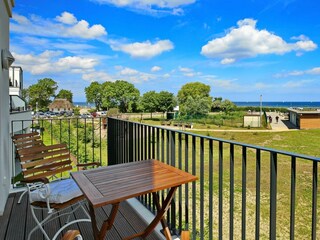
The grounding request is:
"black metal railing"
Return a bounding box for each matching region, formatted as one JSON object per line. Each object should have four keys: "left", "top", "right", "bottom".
{"left": 107, "top": 117, "right": 320, "bottom": 240}
{"left": 11, "top": 117, "right": 106, "bottom": 182}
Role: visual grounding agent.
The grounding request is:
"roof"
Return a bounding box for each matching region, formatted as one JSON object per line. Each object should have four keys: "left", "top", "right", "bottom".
{"left": 288, "top": 108, "right": 320, "bottom": 115}
{"left": 48, "top": 99, "right": 73, "bottom": 109}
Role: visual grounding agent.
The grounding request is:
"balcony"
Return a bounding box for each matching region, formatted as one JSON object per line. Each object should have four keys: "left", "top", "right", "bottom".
{"left": 9, "top": 95, "right": 32, "bottom": 134}
{"left": 6, "top": 117, "right": 320, "bottom": 239}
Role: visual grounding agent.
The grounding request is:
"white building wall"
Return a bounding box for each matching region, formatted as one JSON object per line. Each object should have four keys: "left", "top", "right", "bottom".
{"left": 0, "top": 0, "right": 14, "bottom": 215}
{"left": 9, "top": 66, "right": 23, "bottom": 96}
{"left": 243, "top": 115, "right": 261, "bottom": 128}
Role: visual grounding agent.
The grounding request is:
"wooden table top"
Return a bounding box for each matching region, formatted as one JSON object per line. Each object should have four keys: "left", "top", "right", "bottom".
{"left": 71, "top": 159, "right": 198, "bottom": 208}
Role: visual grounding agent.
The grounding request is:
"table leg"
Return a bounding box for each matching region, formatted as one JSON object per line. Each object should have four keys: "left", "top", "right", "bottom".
{"left": 152, "top": 192, "right": 171, "bottom": 239}
{"left": 89, "top": 203, "right": 120, "bottom": 240}
{"left": 123, "top": 187, "right": 178, "bottom": 240}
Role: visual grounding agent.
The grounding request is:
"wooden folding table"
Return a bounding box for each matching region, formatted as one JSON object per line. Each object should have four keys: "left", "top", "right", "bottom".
{"left": 71, "top": 159, "right": 198, "bottom": 240}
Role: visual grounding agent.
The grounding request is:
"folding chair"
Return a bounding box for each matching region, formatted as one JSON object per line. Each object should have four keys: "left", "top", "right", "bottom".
{"left": 17, "top": 143, "right": 91, "bottom": 240}
{"left": 12, "top": 132, "right": 100, "bottom": 203}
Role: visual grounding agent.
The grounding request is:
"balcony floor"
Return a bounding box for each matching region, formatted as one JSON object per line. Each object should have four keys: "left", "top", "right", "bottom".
{"left": 0, "top": 192, "right": 163, "bottom": 240}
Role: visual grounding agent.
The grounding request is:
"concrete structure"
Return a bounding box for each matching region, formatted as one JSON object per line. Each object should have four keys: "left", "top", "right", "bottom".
{"left": 0, "top": 0, "right": 15, "bottom": 215}
{"left": 288, "top": 108, "right": 320, "bottom": 129}
{"left": 48, "top": 98, "right": 73, "bottom": 113}
{"left": 243, "top": 114, "right": 261, "bottom": 128}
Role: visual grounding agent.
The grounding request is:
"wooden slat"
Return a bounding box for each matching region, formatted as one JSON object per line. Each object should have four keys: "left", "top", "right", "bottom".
{"left": 23, "top": 160, "right": 71, "bottom": 175}
{"left": 18, "top": 143, "right": 67, "bottom": 155}
{"left": 12, "top": 132, "right": 38, "bottom": 140}
{"left": 15, "top": 139, "right": 43, "bottom": 149}
{"left": 19, "top": 148, "right": 69, "bottom": 162}
{"left": 0, "top": 194, "right": 14, "bottom": 239}
{"left": 25, "top": 192, "right": 44, "bottom": 240}
{"left": 120, "top": 201, "right": 162, "bottom": 240}
{"left": 24, "top": 165, "right": 72, "bottom": 181}
{"left": 5, "top": 191, "right": 28, "bottom": 240}
{"left": 22, "top": 154, "right": 70, "bottom": 169}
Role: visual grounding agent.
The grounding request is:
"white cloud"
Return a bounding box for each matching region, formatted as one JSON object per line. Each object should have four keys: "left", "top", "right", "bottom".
{"left": 163, "top": 73, "right": 170, "bottom": 78}
{"left": 91, "top": 0, "right": 195, "bottom": 15}
{"left": 82, "top": 71, "right": 114, "bottom": 82}
{"left": 178, "top": 66, "right": 201, "bottom": 77}
{"left": 109, "top": 39, "right": 174, "bottom": 59}
{"left": 13, "top": 50, "right": 99, "bottom": 75}
{"left": 201, "top": 18, "right": 317, "bottom": 64}
{"left": 116, "top": 66, "right": 155, "bottom": 83}
{"left": 119, "top": 67, "right": 139, "bottom": 75}
{"left": 283, "top": 80, "right": 312, "bottom": 88}
{"left": 275, "top": 67, "right": 320, "bottom": 78}
{"left": 307, "top": 67, "right": 320, "bottom": 75}
{"left": 221, "top": 58, "right": 235, "bottom": 64}
{"left": 56, "top": 12, "right": 77, "bottom": 25}
{"left": 151, "top": 66, "right": 162, "bottom": 72}
{"left": 179, "top": 66, "right": 193, "bottom": 72}
{"left": 11, "top": 12, "right": 107, "bottom": 40}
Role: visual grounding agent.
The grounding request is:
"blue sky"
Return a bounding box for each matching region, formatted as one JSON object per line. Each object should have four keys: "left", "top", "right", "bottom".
{"left": 10, "top": 0, "right": 320, "bottom": 102}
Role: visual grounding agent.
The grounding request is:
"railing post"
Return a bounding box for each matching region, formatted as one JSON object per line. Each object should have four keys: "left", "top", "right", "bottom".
{"left": 200, "top": 138, "right": 204, "bottom": 239}
{"left": 242, "top": 146, "right": 247, "bottom": 240}
{"left": 209, "top": 139, "right": 213, "bottom": 240}
{"left": 270, "top": 152, "right": 277, "bottom": 240}
{"left": 230, "top": 144, "right": 235, "bottom": 239}
{"left": 192, "top": 136, "right": 197, "bottom": 240}
{"left": 312, "top": 161, "right": 317, "bottom": 240}
{"left": 290, "top": 156, "right": 296, "bottom": 240}
{"left": 219, "top": 141, "right": 223, "bottom": 240}
{"left": 256, "top": 149, "right": 261, "bottom": 240}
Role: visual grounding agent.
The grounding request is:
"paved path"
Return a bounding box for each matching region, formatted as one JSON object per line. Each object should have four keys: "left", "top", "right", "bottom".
{"left": 266, "top": 111, "right": 298, "bottom": 131}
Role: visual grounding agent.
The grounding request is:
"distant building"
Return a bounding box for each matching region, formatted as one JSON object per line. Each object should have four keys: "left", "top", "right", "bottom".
{"left": 288, "top": 108, "right": 320, "bottom": 129}
{"left": 48, "top": 99, "right": 73, "bottom": 113}
{"left": 9, "top": 66, "right": 23, "bottom": 96}
{"left": 9, "top": 66, "right": 28, "bottom": 112}
{"left": 243, "top": 113, "right": 261, "bottom": 128}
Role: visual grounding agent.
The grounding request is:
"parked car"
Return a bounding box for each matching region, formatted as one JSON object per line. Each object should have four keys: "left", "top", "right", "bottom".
{"left": 96, "top": 111, "right": 107, "bottom": 116}
{"left": 80, "top": 113, "right": 92, "bottom": 118}
{"left": 91, "top": 112, "right": 97, "bottom": 118}
{"left": 33, "top": 111, "right": 45, "bottom": 118}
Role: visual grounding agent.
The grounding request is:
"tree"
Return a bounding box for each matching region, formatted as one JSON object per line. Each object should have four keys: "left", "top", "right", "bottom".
{"left": 21, "top": 88, "right": 29, "bottom": 103}
{"left": 140, "top": 91, "right": 159, "bottom": 117}
{"left": 177, "top": 82, "right": 211, "bottom": 105}
{"left": 180, "top": 96, "right": 211, "bottom": 116}
{"left": 85, "top": 82, "right": 103, "bottom": 110}
{"left": 108, "top": 80, "right": 140, "bottom": 113}
{"left": 212, "top": 97, "right": 223, "bottom": 111}
{"left": 101, "top": 81, "right": 115, "bottom": 110}
{"left": 56, "top": 89, "right": 73, "bottom": 103}
{"left": 27, "top": 78, "right": 57, "bottom": 110}
{"left": 220, "top": 99, "right": 236, "bottom": 113}
{"left": 157, "top": 91, "right": 175, "bottom": 113}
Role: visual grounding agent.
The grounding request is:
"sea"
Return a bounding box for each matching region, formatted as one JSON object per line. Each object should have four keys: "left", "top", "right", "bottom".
{"left": 74, "top": 102, "right": 93, "bottom": 108}
{"left": 234, "top": 101, "right": 320, "bottom": 108}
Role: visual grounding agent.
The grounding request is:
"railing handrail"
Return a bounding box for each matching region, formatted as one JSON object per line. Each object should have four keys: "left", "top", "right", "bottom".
{"left": 108, "top": 117, "right": 320, "bottom": 162}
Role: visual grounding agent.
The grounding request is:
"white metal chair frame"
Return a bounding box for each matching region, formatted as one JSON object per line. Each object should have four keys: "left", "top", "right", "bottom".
{"left": 27, "top": 181, "right": 90, "bottom": 240}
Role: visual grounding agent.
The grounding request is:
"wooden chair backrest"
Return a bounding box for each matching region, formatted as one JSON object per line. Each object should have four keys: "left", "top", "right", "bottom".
{"left": 17, "top": 143, "right": 73, "bottom": 182}
{"left": 12, "top": 132, "right": 44, "bottom": 151}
